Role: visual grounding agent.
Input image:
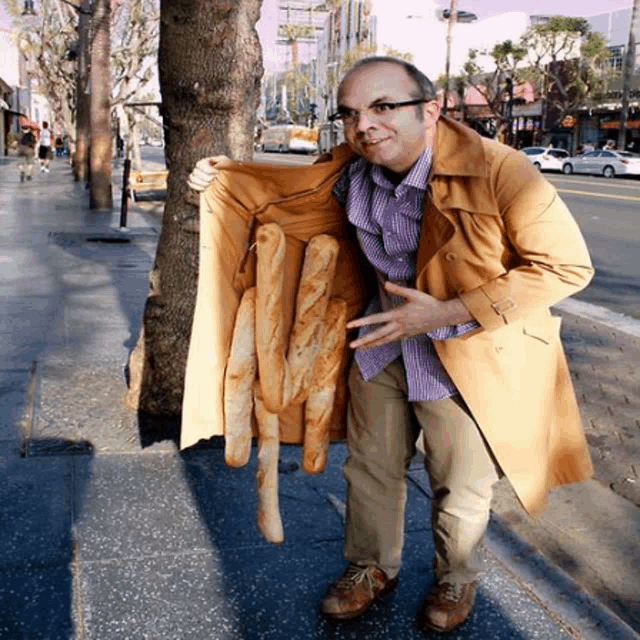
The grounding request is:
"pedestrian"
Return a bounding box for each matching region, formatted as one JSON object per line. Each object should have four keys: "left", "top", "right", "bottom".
{"left": 38, "top": 121, "right": 53, "bottom": 173}
{"left": 604, "top": 139, "right": 616, "bottom": 151}
{"left": 17, "top": 125, "right": 37, "bottom": 182}
{"left": 188, "top": 56, "right": 594, "bottom": 634}
{"left": 55, "top": 135, "right": 64, "bottom": 157}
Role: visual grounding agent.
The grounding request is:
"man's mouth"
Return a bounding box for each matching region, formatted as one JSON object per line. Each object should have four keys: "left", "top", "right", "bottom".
{"left": 362, "top": 138, "right": 389, "bottom": 147}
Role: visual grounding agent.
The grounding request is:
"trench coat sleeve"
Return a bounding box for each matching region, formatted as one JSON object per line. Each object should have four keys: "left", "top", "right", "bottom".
{"left": 458, "top": 151, "right": 594, "bottom": 331}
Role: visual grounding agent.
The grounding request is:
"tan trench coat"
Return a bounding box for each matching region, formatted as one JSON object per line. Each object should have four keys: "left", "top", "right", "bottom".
{"left": 182, "top": 116, "right": 594, "bottom": 515}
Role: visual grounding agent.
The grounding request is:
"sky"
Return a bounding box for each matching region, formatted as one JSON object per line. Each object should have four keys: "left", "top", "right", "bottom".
{"left": 256, "top": 0, "right": 635, "bottom": 71}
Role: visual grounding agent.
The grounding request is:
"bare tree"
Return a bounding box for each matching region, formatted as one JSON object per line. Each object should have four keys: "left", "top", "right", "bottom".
{"left": 125, "top": 0, "right": 263, "bottom": 422}
{"left": 4, "top": 0, "right": 159, "bottom": 144}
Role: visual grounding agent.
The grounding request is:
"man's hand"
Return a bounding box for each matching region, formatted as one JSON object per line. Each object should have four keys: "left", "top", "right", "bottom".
{"left": 346, "top": 282, "right": 472, "bottom": 349}
{"left": 187, "top": 155, "right": 232, "bottom": 192}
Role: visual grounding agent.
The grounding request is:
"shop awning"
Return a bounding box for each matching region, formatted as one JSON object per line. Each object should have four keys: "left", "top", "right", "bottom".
{"left": 19, "top": 115, "right": 40, "bottom": 130}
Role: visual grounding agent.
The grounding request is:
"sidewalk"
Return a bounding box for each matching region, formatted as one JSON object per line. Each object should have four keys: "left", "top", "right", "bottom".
{"left": 0, "top": 156, "right": 638, "bottom": 640}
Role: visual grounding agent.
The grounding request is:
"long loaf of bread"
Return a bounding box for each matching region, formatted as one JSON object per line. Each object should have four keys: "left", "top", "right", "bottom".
{"left": 303, "top": 298, "right": 347, "bottom": 474}
{"left": 223, "top": 287, "right": 257, "bottom": 468}
{"left": 287, "top": 235, "right": 340, "bottom": 405}
{"left": 254, "top": 382, "right": 284, "bottom": 544}
{"left": 255, "top": 222, "right": 291, "bottom": 413}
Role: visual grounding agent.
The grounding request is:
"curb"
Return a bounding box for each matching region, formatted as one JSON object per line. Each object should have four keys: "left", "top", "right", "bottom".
{"left": 485, "top": 513, "right": 640, "bottom": 640}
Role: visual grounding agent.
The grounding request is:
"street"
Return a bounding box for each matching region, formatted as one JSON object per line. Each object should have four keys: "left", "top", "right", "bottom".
{"left": 547, "top": 174, "right": 640, "bottom": 320}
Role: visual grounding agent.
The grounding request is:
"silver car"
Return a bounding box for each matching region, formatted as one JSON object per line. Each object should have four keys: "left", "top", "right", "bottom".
{"left": 562, "top": 150, "right": 640, "bottom": 178}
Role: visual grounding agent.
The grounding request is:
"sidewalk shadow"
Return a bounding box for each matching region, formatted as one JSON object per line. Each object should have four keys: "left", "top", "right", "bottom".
{"left": 0, "top": 442, "right": 93, "bottom": 640}
{"left": 178, "top": 444, "right": 565, "bottom": 639}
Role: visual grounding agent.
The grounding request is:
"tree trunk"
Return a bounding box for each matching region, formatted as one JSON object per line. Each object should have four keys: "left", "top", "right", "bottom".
{"left": 125, "top": 0, "right": 263, "bottom": 429}
{"left": 74, "top": 0, "right": 90, "bottom": 182}
{"left": 89, "top": 0, "right": 113, "bottom": 210}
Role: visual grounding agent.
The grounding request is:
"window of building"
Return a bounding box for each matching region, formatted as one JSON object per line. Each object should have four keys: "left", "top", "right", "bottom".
{"left": 607, "top": 45, "right": 625, "bottom": 71}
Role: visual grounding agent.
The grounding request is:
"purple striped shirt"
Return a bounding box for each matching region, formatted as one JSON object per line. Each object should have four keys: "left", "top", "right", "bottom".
{"left": 334, "top": 148, "right": 478, "bottom": 402}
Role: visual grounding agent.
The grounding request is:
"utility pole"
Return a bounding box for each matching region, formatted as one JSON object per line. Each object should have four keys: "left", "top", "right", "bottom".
{"left": 617, "top": 0, "right": 639, "bottom": 151}
{"left": 442, "top": 0, "right": 459, "bottom": 115}
{"left": 74, "top": 0, "right": 90, "bottom": 182}
{"left": 89, "top": 0, "right": 112, "bottom": 210}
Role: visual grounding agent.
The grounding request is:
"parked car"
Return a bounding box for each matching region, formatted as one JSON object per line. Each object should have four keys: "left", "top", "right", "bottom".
{"left": 561, "top": 150, "right": 640, "bottom": 178}
{"left": 520, "top": 147, "right": 571, "bottom": 172}
{"left": 260, "top": 124, "right": 318, "bottom": 154}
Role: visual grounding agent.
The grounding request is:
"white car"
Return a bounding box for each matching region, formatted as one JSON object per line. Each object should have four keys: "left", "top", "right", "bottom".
{"left": 520, "top": 147, "right": 571, "bottom": 172}
{"left": 561, "top": 150, "right": 640, "bottom": 178}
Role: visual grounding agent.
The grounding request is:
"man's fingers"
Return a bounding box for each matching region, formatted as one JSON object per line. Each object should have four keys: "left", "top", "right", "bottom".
{"left": 349, "top": 322, "right": 401, "bottom": 349}
{"left": 384, "top": 281, "right": 417, "bottom": 299}
{"left": 356, "top": 329, "right": 404, "bottom": 349}
{"left": 346, "top": 310, "right": 395, "bottom": 330}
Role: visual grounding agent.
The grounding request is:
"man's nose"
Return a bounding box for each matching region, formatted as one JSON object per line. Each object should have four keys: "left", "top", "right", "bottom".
{"left": 356, "top": 110, "right": 375, "bottom": 131}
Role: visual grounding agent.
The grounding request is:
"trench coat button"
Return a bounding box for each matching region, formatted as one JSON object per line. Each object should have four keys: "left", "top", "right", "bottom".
{"left": 444, "top": 252, "right": 456, "bottom": 262}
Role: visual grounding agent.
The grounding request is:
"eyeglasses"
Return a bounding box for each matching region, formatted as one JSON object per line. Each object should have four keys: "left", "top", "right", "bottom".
{"left": 328, "top": 99, "right": 429, "bottom": 126}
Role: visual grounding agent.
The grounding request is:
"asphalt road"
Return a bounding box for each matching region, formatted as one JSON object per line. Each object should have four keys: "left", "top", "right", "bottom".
{"left": 140, "top": 148, "right": 640, "bottom": 320}
{"left": 547, "top": 173, "right": 640, "bottom": 320}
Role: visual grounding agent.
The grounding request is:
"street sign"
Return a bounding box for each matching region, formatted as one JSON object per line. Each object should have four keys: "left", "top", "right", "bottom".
{"left": 562, "top": 115, "right": 576, "bottom": 128}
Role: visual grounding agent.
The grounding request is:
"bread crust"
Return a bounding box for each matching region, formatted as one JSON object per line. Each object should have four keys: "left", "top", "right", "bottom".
{"left": 223, "top": 287, "right": 257, "bottom": 468}
{"left": 303, "top": 298, "right": 347, "bottom": 474}
{"left": 287, "top": 234, "right": 339, "bottom": 404}
{"left": 254, "top": 382, "right": 284, "bottom": 544}
{"left": 255, "top": 222, "right": 291, "bottom": 412}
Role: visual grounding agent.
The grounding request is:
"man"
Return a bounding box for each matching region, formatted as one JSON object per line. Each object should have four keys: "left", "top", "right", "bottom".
{"left": 38, "top": 121, "right": 52, "bottom": 173}
{"left": 17, "top": 125, "right": 37, "bottom": 182}
{"left": 189, "top": 57, "right": 593, "bottom": 633}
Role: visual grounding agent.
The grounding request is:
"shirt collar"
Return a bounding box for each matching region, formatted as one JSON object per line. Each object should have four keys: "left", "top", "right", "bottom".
{"left": 370, "top": 146, "right": 432, "bottom": 195}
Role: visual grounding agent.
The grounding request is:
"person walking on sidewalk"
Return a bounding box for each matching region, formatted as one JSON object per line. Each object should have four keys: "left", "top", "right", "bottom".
{"left": 17, "top": 125, "right": 37, "bottom": 182}
{"left": 38, "top": 121, "right": 53, "bottom": 173}
{"left": 188, "top": 57, "right": 594, "bottom": 634}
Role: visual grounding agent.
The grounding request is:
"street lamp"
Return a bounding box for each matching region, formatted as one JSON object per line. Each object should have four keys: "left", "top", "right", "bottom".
{"left": 503, "top": 76, "right": 514, "bottom": 146}
{"left": 440, "top": 1, "right": 477, "bottom": 116}
{"left": 21, "top": 0, "right": 37, "bottom": 16}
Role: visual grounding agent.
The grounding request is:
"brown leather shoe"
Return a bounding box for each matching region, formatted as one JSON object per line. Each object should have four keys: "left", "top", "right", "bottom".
{"left": 321, "top": 565, "right": 399, "bottom": 620}
{"left": 418, "top": 580, "right": 477, "bottom": 633}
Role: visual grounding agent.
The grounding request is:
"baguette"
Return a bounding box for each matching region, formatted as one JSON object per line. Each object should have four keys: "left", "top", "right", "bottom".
{"left": 287, "top": 234, "right": 340, "bottom": 404}
{"left": 255, "top": 222, "right": 291, "bottom": 413}
{"left": 223, "top": 287, "right": 257, "bottom": 468}
{"left": 303, "top": 298, "right": 347, "bottom": 474}
{"left": 254, "top": 382, "right": 284, "bottom": 544}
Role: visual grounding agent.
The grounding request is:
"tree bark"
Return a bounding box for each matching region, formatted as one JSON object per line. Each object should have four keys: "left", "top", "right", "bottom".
{"left": 89, "top": 0, "right": 113, "bottom": 210}
{"left": 74, "top": 0, "right": 91, "bottom": 182}
{"left": 126, "top": 0, "right": 263, "bottom": 428}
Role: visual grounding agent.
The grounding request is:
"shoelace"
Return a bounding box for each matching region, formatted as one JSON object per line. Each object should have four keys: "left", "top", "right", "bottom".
{"left": 336, "top": 565, "right": 378, "bottom": 592}
{"left": 440, "top": 582, "right": 464, "bottom": 603}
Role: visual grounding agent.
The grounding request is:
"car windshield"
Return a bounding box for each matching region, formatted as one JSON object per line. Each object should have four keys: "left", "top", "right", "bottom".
{"left": 522, "top": 148, "right": 544, "bottom": 155}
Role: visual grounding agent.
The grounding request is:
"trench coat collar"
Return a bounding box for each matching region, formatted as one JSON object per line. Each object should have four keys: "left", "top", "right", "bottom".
{"left": 431, "top": 115, "right": 489, "bottom": 179}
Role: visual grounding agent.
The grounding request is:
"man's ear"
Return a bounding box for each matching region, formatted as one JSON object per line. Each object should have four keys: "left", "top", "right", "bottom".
{"left": 423, "top": 101, "right": 441, "bottom": 127}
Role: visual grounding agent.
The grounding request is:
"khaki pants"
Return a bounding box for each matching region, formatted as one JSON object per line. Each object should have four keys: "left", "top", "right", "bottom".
{"left": 344, "top": 358, "right": 502, "bottom": 586}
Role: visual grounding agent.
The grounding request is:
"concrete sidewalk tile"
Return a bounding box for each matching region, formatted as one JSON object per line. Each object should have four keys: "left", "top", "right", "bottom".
{"left": 77, "top": 552, "right": 241, "bottom": 640}
{"left": 0, "top": 565, "right": 75, "bottom": 640}
{"left": 0, "top": 451, "right": 73, "bottom": 568}
{"left": 0, "top": 368, "right": 33, "bottom": 442}
{"left": 72, "top": 453, "right": 214, "bottom": 561}
{"left": 32, "top": 365, "right": 140, "bottom": 451}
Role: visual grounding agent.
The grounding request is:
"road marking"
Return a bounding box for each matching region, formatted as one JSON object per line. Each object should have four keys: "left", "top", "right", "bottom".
{"left": 556, "top": 188, "right": 640, "bottom": 202}
{"left": 551, "top": 177, "right": 640, "bottom": 191}
{"left": 554, "top": 298, "right": 640, "bottom": 338}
